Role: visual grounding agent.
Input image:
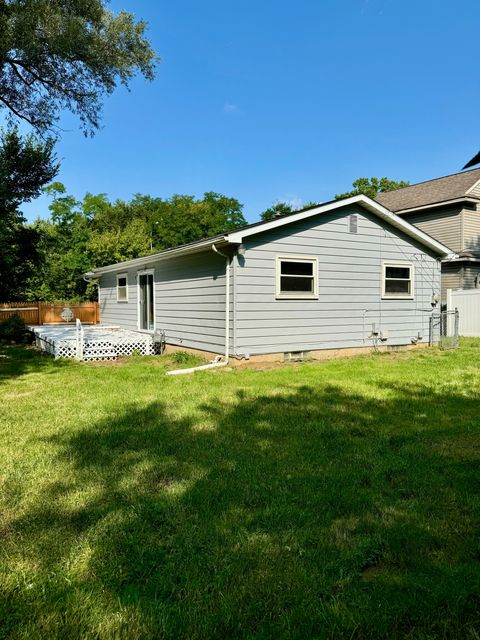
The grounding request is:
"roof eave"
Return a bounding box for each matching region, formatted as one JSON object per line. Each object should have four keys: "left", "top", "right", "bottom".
{"left": 393, "top": 196, "right": 480, "bottom": 216}
{"left": 88, "top": 236, "right": 230, "bottom": 276}
{"left": 226, "top": 194, "right": 452, "bottom": 257}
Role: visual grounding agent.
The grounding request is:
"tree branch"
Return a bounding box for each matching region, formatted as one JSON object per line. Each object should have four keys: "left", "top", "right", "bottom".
{"left": 6, "top": 58, "right": 96, "bottom": 99}
{"left": 0, "top": 94, "right": 37, "bottom": 128}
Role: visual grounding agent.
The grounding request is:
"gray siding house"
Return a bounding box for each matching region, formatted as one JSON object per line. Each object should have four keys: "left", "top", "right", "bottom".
{"left": 376, "top": 168, "right": 480, "bottom": 300}
{"left": 86, "top": 195, "right": 451, "bottom": 360}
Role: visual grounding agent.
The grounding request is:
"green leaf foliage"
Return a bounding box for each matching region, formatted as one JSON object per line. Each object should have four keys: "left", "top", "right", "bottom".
{"left": 260, "top": 201, "right": 295, "bottom": 222}
{"left": 24, "top": 186, "right": 247, "bottom": 301}
{"left": 0, "top": 0, "right": 158, "bottom": 134}
{"left": 0, "top": 127, "right": 58, "bottom": 300}
{"left": 335, "top": 177, "right": 409, "bottom": 200}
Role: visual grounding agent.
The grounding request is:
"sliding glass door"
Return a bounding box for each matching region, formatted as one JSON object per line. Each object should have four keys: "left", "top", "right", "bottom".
{"left": 138, "top": 272, "right": 154, "bottom": 331}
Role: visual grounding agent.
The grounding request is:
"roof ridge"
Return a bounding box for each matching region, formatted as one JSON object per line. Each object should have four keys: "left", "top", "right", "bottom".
{"left": 378, "top": 166, "right": 480, "bottom": 196}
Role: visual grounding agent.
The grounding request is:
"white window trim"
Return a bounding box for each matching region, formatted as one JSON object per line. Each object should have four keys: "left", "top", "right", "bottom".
{"left": 275, "top": 255, "right": 319, "bottom": 300}
{"left": 136, "top": 268, "right": 156, "bottom": 332}
{"left": 116, "top": 272, "right": 129, "bottom": 302}
{"left": 381, "top": 260, "right": 415, "bottom": 300}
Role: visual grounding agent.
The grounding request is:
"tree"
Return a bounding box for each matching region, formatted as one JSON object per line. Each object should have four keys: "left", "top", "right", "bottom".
{"left": 0, "top": 127, "right": 58, "bottom": 299}
{"left": 0, "top": 0, "right": 158, "bottom": 135}
{"left": 132, "top": 191, "right": 247, "bottom": 251}
{"left": 25, "top": 187, "right": 248, "bottom": 301}
{"left": 259, "top": 200, "right": 321, "bottom": 222}
{"left": 335, "top": 177, "right": 409, "bottom": 200}
{"left": 260, "top": 202, "right": 295, "bottom": 222}
{"left": 27, "top": 185, "right": 92, "bottom": 300}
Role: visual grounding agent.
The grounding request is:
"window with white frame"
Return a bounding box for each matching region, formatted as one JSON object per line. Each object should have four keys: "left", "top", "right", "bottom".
{"left": 382, "top": 262, "right": 414, "bottom": 299}
{"left": 117, "top": 273, "right": 128, "bottom": 302}
{"left": 276, "top": 257, "right": 318, "bottom": 299}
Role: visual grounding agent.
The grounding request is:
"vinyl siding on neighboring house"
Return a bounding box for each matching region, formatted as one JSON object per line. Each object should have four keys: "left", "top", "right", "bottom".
{"left": 462, "top": 206, "right": 480, "bottom": 254}
{"left": 98, "top": 250, "right": 228, "bottom": 354}
{"left": 402, "top": 206, "right": 462, "bottom": 253}
{"left": 463, "top": 265, "right": 480, "bottom": 290}
{"left": 440, "top": 263, "right": 463, "bottom": 300}
{"left": 233, "top": 205, "right": 441, "bottom": 356}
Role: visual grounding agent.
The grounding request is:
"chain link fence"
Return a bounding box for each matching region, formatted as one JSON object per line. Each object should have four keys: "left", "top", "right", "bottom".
{"left": 429, "top": 309, "right": 459, "bottom": 350}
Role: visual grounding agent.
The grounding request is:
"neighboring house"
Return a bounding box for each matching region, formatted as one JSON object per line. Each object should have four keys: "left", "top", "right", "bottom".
{"left": 85, "top": 195, "right": 451, "bottom": 361}
{"left": 375, "top": 168, "right": 480, "bottom": 300}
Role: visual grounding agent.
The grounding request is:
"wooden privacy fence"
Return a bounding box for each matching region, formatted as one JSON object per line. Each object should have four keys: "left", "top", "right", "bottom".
{"left": 0, "top": 302, "right": 100, "bottom": 325}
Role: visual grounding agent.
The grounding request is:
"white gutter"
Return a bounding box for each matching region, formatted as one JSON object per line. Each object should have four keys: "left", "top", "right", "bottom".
{"left": 166, "top": 244, "right": 230, "bottom": 375}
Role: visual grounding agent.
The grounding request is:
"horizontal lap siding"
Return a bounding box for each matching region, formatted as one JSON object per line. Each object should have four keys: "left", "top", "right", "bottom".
{"left": 155, "top": 252, "right": 227, "bottom": 353}
{"left": 234, "top": 205, "right": 440, "bottom": 355}
{"left": 441, "top": 263, "right": 462, "bottom": 301}
{"left": 462, "top": 207, "right": 480, "bottom": 255}
{"left": 98, "top": 252, "right": 227, "bottom": 353}
{"left": 402, "top": 206, "right": 461, "bottom": 253}
{"left": 99, "top": 271, "right": 138, "bottom": 329}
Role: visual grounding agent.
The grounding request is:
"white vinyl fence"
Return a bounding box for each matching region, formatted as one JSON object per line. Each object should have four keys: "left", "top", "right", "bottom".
{"left": 447, "top": 288, "right": 480, "bottom": 337}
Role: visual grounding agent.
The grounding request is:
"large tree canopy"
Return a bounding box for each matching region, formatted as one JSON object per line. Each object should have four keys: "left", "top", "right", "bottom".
{"left": 335, "top": 177, "right": 409, "bottom": 200}
{"left": 0, "top": 0, "right": 158, "bottom": 134}
{"left": 26, "top": 187, "right": 247, "bottom": 301}
{"left": 0, "top": 127, "right": 58, "bottom": 299}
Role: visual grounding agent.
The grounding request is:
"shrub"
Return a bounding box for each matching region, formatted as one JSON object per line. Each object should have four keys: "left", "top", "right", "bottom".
{"left": 0, "top": 315, "right": 28, "bottom": 343}
{"left": 172, "top": 350, "right": 194, "bottom": 364}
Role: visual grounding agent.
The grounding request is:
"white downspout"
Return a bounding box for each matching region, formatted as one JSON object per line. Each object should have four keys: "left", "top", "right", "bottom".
{"left": 166, "top": 243, "right": 230, "bottom": 375}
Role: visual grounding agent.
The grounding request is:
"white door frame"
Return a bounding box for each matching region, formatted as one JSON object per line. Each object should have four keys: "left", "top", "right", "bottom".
{"left": 137, "top": 268, "right": 155, "bottom": 332}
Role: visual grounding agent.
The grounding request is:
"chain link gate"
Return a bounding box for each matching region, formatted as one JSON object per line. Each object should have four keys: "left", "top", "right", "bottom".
{"left": 429, "top": 309, "right": 459, "bottom": 350}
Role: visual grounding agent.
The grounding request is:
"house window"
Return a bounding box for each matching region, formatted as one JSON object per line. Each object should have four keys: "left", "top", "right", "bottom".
{"left": 117, "top": 273, "right": 128, "bottom": 302}
{"left": 382, "top": 262, "right": 414, "bottom": 299}
{"left": 276, "top": 257, "right": 318, "bottom": 299}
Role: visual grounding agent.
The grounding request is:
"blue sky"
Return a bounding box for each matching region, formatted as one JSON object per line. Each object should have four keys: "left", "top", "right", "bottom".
{"left": 20, "top": 0, "right": 480, "bottom": 222}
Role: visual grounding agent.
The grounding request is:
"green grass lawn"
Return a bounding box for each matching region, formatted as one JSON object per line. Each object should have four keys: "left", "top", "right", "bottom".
{"left": 1, "top": 343, "right": 480, "bottom": 639}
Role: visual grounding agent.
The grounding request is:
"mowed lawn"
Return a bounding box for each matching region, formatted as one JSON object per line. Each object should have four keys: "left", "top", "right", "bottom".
{"left": 1, "top": 343, "right": 480, "bottom": 640}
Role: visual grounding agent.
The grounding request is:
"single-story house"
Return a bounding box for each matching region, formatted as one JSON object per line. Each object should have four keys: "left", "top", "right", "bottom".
{"left": 85, "top": 195, "right": 453, "bottom": 361}
{"left": 375, "top": 168, "right": 480, "bottom": 300}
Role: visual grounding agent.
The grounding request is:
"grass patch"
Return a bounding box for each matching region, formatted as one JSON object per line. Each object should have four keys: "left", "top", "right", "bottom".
{"left": 1, "top": 342, "right": 480, "bottom": 638}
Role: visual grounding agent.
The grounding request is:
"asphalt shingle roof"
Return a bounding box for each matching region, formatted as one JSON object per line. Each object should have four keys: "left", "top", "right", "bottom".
{"left": 375, "top": 168, "right": 480, "bottom": 212}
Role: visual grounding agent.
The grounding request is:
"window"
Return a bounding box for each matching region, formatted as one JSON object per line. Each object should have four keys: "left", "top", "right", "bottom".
{"left": 382, "top": 262, "right": 414, "bottom": 299}
{"left": 276, "top": 257, "right": 318, "bottom": 299}
{"left": 117, "top": 273, "right": 128, "bottom": 302}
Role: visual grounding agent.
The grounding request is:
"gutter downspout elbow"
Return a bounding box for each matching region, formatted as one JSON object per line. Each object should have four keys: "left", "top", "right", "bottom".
{"left": 166, "top": 244, "right": 230, "bottom": 375}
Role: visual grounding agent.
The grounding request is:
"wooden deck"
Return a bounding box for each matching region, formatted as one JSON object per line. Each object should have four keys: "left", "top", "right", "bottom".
{"left": 29, "top": 325, "right": 157, "bottom": 361}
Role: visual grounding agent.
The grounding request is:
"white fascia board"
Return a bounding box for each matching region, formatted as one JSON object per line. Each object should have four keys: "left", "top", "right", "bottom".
{"left": 89, "top": 236, "right": 229, "bottom": 276}
{"left": 225, "top": 194, "right": 452, "bottom": 257}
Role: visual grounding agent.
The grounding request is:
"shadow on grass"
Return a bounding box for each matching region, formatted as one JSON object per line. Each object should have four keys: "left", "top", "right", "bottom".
{"left": 2, "top": 380, "right": 480, "bottom": 639}
{"left": 0, "top": 344, "right": 69, "bottom": 384}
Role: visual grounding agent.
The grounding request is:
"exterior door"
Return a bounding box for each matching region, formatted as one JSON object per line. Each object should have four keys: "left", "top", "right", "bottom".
{"left": 138, "top": 273, "right": 154, "bottom": 331}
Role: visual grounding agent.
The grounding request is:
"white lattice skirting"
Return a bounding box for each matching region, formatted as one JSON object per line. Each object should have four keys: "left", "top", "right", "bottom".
{"left": 33, "top": 327, "right": 155, "bottom": 361}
